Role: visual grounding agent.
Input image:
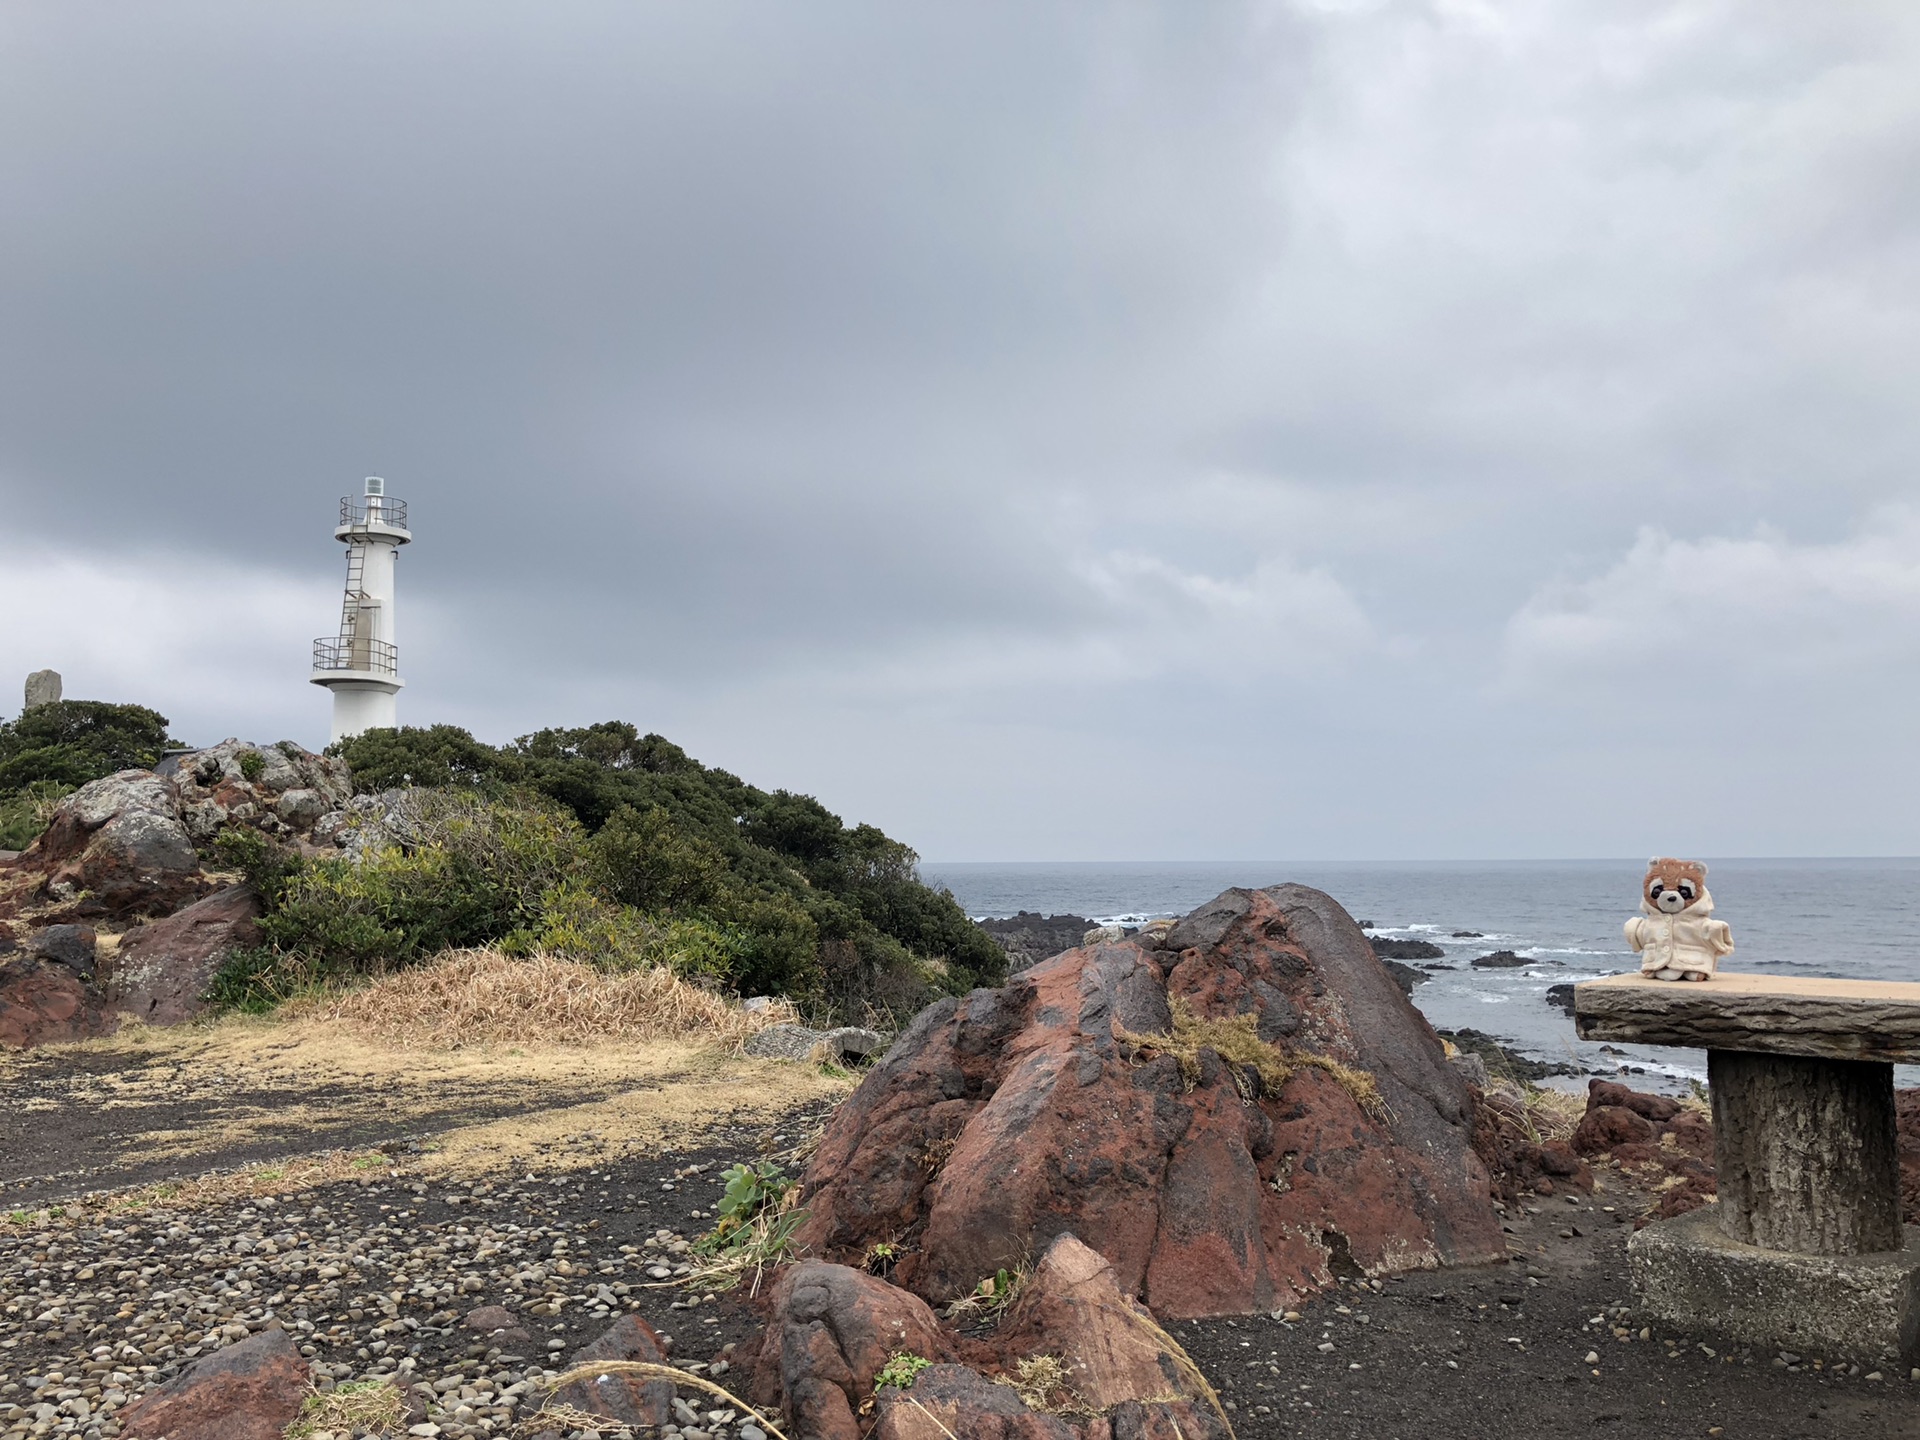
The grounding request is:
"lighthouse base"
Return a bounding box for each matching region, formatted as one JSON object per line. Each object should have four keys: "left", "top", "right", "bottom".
{"left": 311, "top": 674, "right": 404, "bottom": 743}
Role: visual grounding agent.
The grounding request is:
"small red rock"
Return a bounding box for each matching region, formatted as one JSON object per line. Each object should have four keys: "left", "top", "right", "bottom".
{"left": 550, "top": 1314, "right": 675, "bottom": 1429}
{"left": 119, "top": 1328, "right": 307, "bottom": 1440}
{"left": 1571, "top": 1105, "right": 1657, "bottom": 1155}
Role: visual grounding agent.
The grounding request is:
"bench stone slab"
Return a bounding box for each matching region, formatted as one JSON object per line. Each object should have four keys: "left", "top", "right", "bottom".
{"left": 1574, "top": 971, "right": 1920, "bottom": 1063}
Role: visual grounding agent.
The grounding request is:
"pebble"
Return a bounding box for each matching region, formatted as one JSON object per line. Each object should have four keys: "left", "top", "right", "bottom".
{"left": 0, "top": 1143, "right": 749, "bottom": 1440}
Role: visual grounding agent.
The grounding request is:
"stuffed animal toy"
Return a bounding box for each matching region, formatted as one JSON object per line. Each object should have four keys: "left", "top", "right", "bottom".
{"left": 1624, "top": 857, "right": 1733, "bottom": 981}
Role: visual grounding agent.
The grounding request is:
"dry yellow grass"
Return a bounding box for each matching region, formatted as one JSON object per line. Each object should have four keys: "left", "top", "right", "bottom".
{"left": 995, "top": 1355, "right": 1082, "bottom": 1413}
{"left": 1117, "top": 997, "right": 1388, "bottom": 1121}
{"left": 3, "top": 979, "right": 854, "bottom": 1226}
{"left": 1520, "top": 1087, "right": 1586, "bottom": 1145}
{"left": 296, "top": 947, "right": 798, "bottom": 1049}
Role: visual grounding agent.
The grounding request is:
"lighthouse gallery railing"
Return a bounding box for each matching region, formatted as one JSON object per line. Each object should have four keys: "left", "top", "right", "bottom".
{"left": 338, "top": 496, "right": 409, "bottom": 529}
{"left": 312, "top": 636, "right": 399, "bottom": 676}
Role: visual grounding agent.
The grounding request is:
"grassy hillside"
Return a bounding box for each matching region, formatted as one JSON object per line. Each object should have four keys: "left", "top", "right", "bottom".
{"left": 217, "top": 721, "right": 1002, "bottom": 1022}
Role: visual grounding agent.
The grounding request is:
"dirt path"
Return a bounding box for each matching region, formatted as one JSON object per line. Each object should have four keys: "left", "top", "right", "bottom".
{"left": 0, "top": 1018, "right": 852, "bottom": 1214}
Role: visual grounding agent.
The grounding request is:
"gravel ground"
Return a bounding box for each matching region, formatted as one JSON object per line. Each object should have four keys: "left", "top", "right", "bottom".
{"left": 1177, "top": 1186, "right": 1920, "bottom": 1440}
{"left": 7, "top": 1053, "right": 1919, "bottom": 1440}
{"left": 0, "top": 1118, "right": 831, "bottom": 1440}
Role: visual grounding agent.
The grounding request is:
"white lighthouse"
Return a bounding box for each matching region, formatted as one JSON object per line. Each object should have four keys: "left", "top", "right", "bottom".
{"left": 310, "top": 478, "right": 412, "bottom": 742}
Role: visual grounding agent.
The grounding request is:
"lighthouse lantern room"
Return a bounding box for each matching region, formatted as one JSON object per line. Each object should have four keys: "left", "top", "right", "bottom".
{"left": 311, "top": 477, "right": 411, "bottom": 742}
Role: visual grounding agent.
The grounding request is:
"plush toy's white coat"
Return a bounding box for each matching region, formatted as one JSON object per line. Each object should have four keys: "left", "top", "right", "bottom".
{"left": 1625, "top": 890, "right": 1734, "bottom": 981}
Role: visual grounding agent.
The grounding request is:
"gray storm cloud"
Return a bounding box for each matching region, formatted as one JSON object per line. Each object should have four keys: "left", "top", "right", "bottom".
{"left": 2, "top": 1, "right": 1917, "bottom": 860}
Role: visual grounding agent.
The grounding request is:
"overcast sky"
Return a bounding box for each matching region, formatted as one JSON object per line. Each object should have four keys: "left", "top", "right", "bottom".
{"left": 3, "top": 1, "right": 1918, "bottom": 861}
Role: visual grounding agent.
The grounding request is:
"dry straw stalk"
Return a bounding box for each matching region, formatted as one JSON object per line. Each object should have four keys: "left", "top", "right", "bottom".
{"left": 300, "top": 947, "right": 797, "bottom": 1049}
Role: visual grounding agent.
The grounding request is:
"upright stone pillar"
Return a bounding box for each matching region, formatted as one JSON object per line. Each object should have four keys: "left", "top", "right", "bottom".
{"left": 23, "top": 669, "right": 61, "bottom": 710}
{"left": 1709, "top": 1050, "right": 1900, "bottom": 1254}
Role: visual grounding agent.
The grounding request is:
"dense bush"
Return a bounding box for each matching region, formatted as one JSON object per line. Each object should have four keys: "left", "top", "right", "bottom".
{"left": 214, "top": 721, "right": 1003, "bottom": 1018}
{"left": 0, "top": 700, "right": 176, "bottom": 848}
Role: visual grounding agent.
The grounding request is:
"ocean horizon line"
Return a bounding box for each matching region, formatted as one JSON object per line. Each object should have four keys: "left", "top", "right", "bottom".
{"left": 921, "top": 855, "right": 1920, "bottom": 869}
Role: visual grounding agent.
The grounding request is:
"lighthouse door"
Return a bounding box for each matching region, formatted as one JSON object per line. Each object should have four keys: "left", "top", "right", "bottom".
{"left": 351, "top": 600, "right": 382, "bottom": 669}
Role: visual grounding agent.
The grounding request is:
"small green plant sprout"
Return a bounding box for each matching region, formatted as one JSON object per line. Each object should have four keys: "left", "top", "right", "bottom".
{"left": 946, "top": 1265, "right": 1025, "bottom": 1320}
{"left": 875, "top": 1352, "right": 933, "bottom": 1391}
{"left": 687, "top": 1160, "right": 807, "bottom": 1293}
{"left": 863, "top": 1240, "right": 899, "bottom": 1276}
{"left": 237, "top": 749, "right": 267, "bottom": 781}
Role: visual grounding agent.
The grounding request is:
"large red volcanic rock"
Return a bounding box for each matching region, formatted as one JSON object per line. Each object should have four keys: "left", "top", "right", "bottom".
{"left": 795, "top": 884, "right": 1507, "bottom": 1320}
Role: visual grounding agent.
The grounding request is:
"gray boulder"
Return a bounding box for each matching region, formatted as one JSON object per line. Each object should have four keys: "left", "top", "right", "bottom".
{"left": 744, "top": 1024, "right": 889, "bottom": 1064}
{"left": 160, "top": 739, "right": 352, "bottom": 844}
{"left": 24, "top": 924, "right": 96, "bottom": 981}
{"left": 26, "top": 770, "right": 205, "bottom": 918}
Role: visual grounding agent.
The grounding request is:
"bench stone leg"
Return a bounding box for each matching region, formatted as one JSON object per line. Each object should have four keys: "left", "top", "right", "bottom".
{"left": 1708, "top": 1049, "right": 1901, "bottom": 1255}
{"left": 1628, "top": 1048, "right": 1917, "bottom": 1366}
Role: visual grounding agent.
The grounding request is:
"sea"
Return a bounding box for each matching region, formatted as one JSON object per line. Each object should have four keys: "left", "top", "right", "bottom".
{"left": 919, "top": 859, "right": 1920, "bottom": 1092}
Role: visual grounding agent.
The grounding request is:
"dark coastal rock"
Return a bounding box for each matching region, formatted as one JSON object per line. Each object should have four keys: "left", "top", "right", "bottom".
{"left": 113, "top": 884, "right": 263, "bottom": 1025}
{"left": 1545, "top": 982, "right": 1576, "bottom": 1016}
{"left": 794, "top": 884, "right": 1505, "bottom": 1320}
{"left": 1450, "top": 930, "right": 1484, "bottom": 938}
{"left": 992, "top": 1234, "right": 1222, "bottom": 1426}
{"left": 552, "top": 1314, "right": 674, "bottom": 1428}
{"left": 1572, "top": 1104, "right": 1658, "bottom": 1153}
{"left": 1586, "top": 1078, "right": 1681, "bottom": 1122}
{"left": 978, "top": 911, "right": 1094, "bottom": 973}
{"left": 1383, "top": 959, "right": 1429, "bottom": 996}
{"left": 119, "top": 1327, "right": 308, "bottom": 1440}
{"left": 1471, "top": 950, "right": 1532, "bottom": 968}
{"left": 1470, "top": 1103, "right": 1594, "bottom": 1204}
{"left": 1367, "top": 935, "right": 1446, "bottom": 960}
{"left": 1437, "top": 1028, "right": 1580, "bottom": 1082}
{"left": 750, "top": 1261, "right": 959, "bottom": 1440}
{"left": 1568, "top": 1079, "right": 1718, "bottom": 1225}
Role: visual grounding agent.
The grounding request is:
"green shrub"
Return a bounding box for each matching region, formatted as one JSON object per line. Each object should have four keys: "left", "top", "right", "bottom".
{"left": 0, "top": 700, "right": 174, "bottom": 791}
{"left": 0, "top": 699, "right": 176, "bottom": 849}
{"left": 589, "top": 804, "right": 729, "bottom": 915}
{"left": 305, "top": 719, "right": 1007, "bottom": 1020}
{"left": 215, "top": 827, "right": 307, "bottom": 907}
{"left": 0, "top": 780, "right": 75, "bottom": 851}
{"left": 208, "top": 791, "right": 589, "bottom": 1006}
{"left": 328, "top": 724, "right": 520, "bottom": 792}
{"left": 237, "top": 750, "right": 266, "bottom": 781}
{"left": 205, "top": 946, "right": 309, "bottom": 1014}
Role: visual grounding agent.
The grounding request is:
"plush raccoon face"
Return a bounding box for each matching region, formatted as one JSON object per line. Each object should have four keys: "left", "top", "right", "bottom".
{"left": 1644, "top": 857, "right": 1708, "bottom": 914}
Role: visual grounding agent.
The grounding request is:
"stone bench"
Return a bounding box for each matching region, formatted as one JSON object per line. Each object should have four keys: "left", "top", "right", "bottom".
{"left": 1575, "top": 971, "right": 1920, "bottom": 1366}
